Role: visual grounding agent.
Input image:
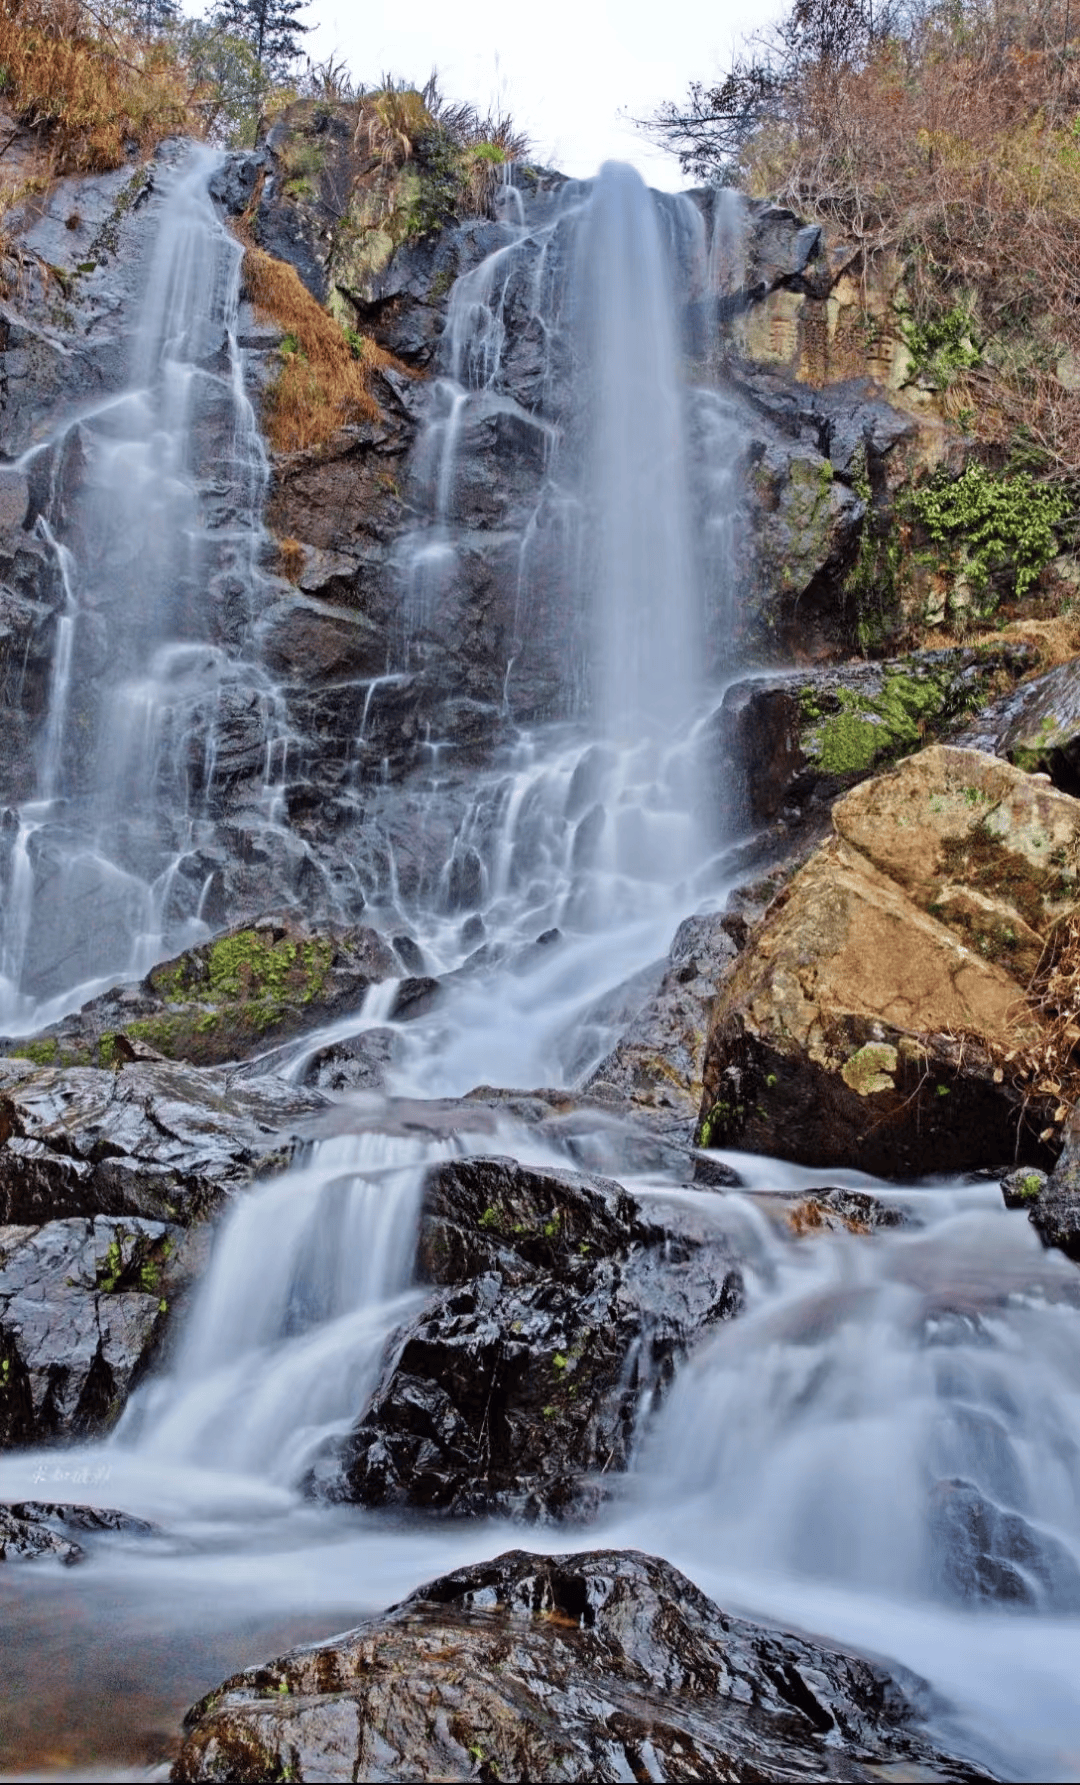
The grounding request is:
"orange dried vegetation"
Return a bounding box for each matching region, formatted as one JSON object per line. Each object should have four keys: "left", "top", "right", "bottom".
{"left": 0, "top": 0, "right": 200, "bottom": 175}
{"left": 242, "top": 243, "right": 395, "bottom": 453}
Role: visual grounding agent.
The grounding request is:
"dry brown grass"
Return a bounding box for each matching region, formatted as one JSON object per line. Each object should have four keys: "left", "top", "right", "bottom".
{"left": 0, "top": 0, "right": 202, "bottom": 175}
{"left": 355, "top": 81, "right": 432, "bottom": 171}
{"left": 1016, "top": 915, "right": 1080, "bottom": 1129}
{"left": 242, "top": 241, "right": 415, "bottom": 453}
{"left": 277, "top": 535, "right": 305, "bottom": 581}
{"left": 924, "top": 613, "right": 1080, "bottom": 671}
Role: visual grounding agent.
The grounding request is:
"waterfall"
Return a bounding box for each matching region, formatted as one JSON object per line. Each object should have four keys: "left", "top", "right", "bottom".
{"left": 121, "top": 1131, "right": 448, "bottom": 1486}
{"left": 373, "top": 163, "right": 742, "bottom": 1064}
{"left": 583, "top": 164, "right": 700, "bottom": 739}
{"left": 0, "top": 145, "right": 289, "bottom": 1031}
{"left": 397, "top": 164, "right": 722, "bottom": 744}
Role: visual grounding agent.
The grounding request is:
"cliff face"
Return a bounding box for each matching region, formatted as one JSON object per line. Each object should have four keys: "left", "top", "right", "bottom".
{"left": 0, "top": 110, "right": 960, "bottom": 965}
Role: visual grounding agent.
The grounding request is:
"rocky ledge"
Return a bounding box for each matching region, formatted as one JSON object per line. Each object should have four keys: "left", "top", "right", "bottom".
{"left": 1, "top": 918, "right": 398, "bottom": 1071}
{"left": 313, "top": 1155, "right": 744, "bottom": 1519}
{"left": 0, "top": 1499, "right": 155, "bottom": 1565}
{"left": 0, "top": 1053, "right": 325, "bottom": 1445}
{"left": 173, "top": 1547, "right": 994, "bottom": 1783}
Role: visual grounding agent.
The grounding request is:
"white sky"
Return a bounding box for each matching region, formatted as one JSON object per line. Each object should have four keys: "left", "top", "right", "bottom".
{"left": 301, "top": 0, "right": 769, "bottom": 190}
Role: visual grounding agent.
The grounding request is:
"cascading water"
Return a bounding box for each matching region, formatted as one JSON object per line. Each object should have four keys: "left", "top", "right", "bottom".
{"left": 0, "top": 145, "right": 294, "bottom": 1032}
{"left": 583, "top": 162, "right": 699, "bottom": 738}
{"left": 8, "top": 152, "right": 1080, "bottom": 1785}
{"left": 123, "top": 1130, "right": 448, "bottom": 1487}
{"left": 350, "top": 161, "right": 747, "bottom": 1094}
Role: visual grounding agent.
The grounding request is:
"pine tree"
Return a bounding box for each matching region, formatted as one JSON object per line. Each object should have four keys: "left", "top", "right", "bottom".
{"left": 124, "top": 0, "right": 181, "bottom": 31}
{"left": 211, "top": 0, "right": 311, "bottom": 79}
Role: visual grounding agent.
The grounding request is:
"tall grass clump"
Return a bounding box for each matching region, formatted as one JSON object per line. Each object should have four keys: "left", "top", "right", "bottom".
{"left": 242, "top": 236, "right": 411, "bottom": 452}
{"left": 354, "top": 72, "right": 528, "bottom": 219}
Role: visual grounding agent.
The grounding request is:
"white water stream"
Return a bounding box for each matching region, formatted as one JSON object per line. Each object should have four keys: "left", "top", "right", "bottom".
{"left": 0, "top": 146, "right": 296, "bottom": 1032}
{"left": 2, "top": 153, "right": 1080, "bottom": 1784}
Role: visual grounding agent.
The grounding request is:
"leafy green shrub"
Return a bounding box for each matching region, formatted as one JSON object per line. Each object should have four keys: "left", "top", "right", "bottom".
{"left": 901, "top": 305, "right": 981, "bottom": 390}
{"left": 909, "top": 465, "right": 1070, "bottom": 600}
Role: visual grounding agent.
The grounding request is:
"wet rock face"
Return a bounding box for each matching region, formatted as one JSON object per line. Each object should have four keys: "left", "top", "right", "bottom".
{"left": 584, "top": 913, "right": 741, "bottom": 1121}
{"left": 699, "top": 747, "right": 1072, "bottom": 1175}
{"left": 957, "top": 655, "right": 1080, "bottom": 795}
{"left": 172, "top": 1546, "right": 995, "bottom": 1784}
{"left": 0, "top": 1055, "right": 325, "bottom": 1445}
{"left": 930, "top": 1476, "right": 1080, "bottom": 1611}
{"left": 317, "top": 1157, "right": 744, "bottom": 1519}
{"left": 1030, "top": 1109, "right": 1080, "bottom": 1261}
{"left": 0, "top": 1215, "right": 197, "bottom": 1447}
{"left": 0, "top": 1055, "right": 325, "bottom": 1228}
{"left": 3, "top": 919, "right": 398, "bottom": 1070}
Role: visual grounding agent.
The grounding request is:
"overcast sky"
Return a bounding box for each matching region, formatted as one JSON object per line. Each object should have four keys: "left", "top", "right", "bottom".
{"left": 299, "top": 0, "right": 765, "bottom": 190}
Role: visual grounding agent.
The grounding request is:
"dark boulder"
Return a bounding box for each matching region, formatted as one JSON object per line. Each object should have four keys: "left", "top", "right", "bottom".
{"left": 0, "top": 1500, "right": 156, "bottom": 1565}
{"left": 1030, "top": 1109, "right": 1080, "bottom": 1261}
{"left": 299, "top": 1029, "right": 401, "bottom": 1093}
{"left": 0, "top": 1215, "right": 201, "bottom": 1447}
{"left": 1001, "top": 1165, "right": 1047, "bottom": 1210}
{"left": 0, "top": 1056, "right": 326, "bottom": 1227}
{"left": 0, "top": 1055, "right": 326, "bottom": 1445}
{"left": 173, "top": 1547, "right": 995, "bottom": 1783}
{"left": 317, "top": 1156, "right": 743, "bottom": 1519}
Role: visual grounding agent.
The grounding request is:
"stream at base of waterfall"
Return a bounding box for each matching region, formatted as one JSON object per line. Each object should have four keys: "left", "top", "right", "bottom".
{"left": 1, "top": 147, "right": 1079, "bottom": 1783}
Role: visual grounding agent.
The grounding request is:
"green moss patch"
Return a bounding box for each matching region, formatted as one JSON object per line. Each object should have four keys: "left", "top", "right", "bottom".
{"left": 803, "top": 667, "right": 952, "bottom": 777}
{"left": 148, "top": 929, "right": 333, "bottom": 1031}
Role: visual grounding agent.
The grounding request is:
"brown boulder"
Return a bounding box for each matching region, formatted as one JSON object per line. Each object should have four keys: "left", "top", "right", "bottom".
{"left": 172, "top": 1548, "right": 993, "bottom": 1783}
{"left": 833, "top": 744, "right": 1080, "bottom": 981}
{"left": 698, "top": 747, "right": 1070, "bottom": 1175}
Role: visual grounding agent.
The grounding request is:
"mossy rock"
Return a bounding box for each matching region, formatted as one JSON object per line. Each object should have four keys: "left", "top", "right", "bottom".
{"left": 1, "top": 920, "right": 400, "bottom": 1071}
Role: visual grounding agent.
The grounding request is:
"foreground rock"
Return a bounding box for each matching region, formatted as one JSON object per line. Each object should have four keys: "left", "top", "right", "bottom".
{"left": 2, "top": 919, "right": 398, "bottom": 1071}
{"left": 0, "top": 1055, "right": 325, "bottom": 1445}
{"left": 317, "top": 1157, "right": 743, "bottom": 1518}
{"left": 699, "top": 746, "right": 1073, "bottom": 1173}
{"left": 173, "top": 1547, "right": 994, "bottom": 1783}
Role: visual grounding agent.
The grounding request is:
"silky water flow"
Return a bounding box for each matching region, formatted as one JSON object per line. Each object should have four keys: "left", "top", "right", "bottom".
{"left": 2, "top": 152, "right": 1080, "bottom": 1784}
{"left": 0, "top": 144, "right": 292, "bottom": 1031}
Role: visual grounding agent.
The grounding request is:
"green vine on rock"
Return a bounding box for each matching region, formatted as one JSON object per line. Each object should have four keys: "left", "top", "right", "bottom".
{"left": 909, "top": 465, "right": 1070, "bottom": 601}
